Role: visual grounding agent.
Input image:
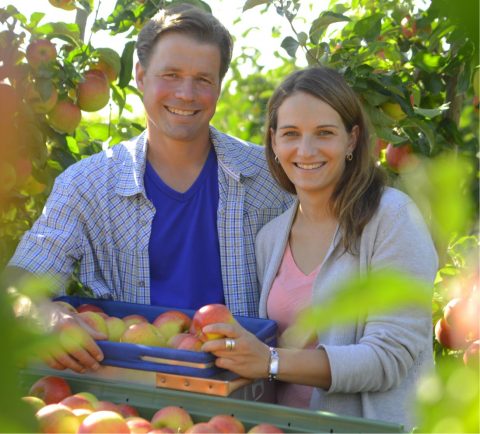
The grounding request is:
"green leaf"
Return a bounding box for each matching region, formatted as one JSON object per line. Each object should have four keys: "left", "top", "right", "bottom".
{"left": 309, "top": 11, "right": 350, "bottom": 44}
{"left": 66, "top": 136, "right": 80, "bottom": 155}
{"left": 412, "top": 52, "right": 444, "bottom": 73}
{"left": 118, "top": 40, "right": 136, "bottom": 89}
{"left": 353, "top": 13, "right": 383, "bottom": 40}
{"left": 242, "top": 0, "right": 269, "bottom": 12}
{"left": 413, "top": 104, "right": 450, "bottom": 118}
{"left": 85, "top": 123, "right": 110, "bottom": 142}
{"left": 280, "top": 36, "right": 299, "bottom": 58}
{"left": 33, "top": 22, "right": 81, "bottom": 41}
{"left": 28, "top": 12, "right": 45, "bottom": 28}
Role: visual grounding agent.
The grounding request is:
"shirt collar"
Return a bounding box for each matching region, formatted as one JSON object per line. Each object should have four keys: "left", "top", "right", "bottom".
{"left": 114, "top": 126, "right": 261, "bottom": 196}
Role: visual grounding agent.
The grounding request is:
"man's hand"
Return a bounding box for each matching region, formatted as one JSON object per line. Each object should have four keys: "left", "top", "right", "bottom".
{"left": 41, "top": 304, "right": 106, "bottom": 373}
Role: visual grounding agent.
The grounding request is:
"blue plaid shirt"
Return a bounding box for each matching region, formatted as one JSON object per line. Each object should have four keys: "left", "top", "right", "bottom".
{"left": 9, "top": 127, "right": 293, "bottom": 316}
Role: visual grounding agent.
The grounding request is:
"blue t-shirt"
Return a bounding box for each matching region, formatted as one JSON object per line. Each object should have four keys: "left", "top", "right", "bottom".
{"left": 144, "top": 148, "right": 225, "bottom": 309}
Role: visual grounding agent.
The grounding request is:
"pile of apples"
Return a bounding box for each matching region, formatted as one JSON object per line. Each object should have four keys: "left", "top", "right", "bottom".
{"left": 55, "top": 301, "right": 236, "bottom": 351}
{"left": 24, "top": 375, "right": 284, "bottom": 433}
{"left": 434, "top": 288, "right": 479, "bottom": 367}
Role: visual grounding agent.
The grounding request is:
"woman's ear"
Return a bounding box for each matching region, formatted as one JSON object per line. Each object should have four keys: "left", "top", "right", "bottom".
{"left": 348, "top": 125, "right": 360, "bottom": 153}
{"left": 270, "top": 128, "right": 277, "bottom": 150}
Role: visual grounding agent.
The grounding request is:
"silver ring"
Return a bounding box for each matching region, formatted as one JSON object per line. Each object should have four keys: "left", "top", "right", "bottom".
{"left": 225, "top": 338, "right": 236, "bottom": 351}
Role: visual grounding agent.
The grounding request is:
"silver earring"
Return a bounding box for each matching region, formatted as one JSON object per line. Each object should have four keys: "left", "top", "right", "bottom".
{"left": 274, "top": 155, "right": 279, "bottom": 164}
{"left": 346, "top": 152, "right": 353, "bottom": 161}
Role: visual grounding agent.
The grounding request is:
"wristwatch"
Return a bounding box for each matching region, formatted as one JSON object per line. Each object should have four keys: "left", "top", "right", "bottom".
{"left": 268, "top": 347, "right": 279, "bottom": 381}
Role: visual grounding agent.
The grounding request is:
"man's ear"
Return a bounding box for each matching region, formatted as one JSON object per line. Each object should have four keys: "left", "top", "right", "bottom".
{"left": 135, "top": 62, "right": 145, "bottom": 92}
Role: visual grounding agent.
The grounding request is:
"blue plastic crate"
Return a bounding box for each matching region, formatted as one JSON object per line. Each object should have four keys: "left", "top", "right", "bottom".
{"left": 55, "top": 296, "right": 277, "bottom": 378}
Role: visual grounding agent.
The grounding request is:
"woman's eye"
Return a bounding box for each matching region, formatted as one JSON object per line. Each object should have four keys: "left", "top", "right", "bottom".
{"left": 318, "top": 130, "right": 333, "bottom": 136}
{"left": 282, "top": 131, "right": 298, "bottom": 137}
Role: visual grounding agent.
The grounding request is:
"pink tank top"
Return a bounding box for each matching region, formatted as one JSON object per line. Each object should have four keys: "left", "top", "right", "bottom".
{"left": 266, "top": 242, "right": 320, "bottom": 409}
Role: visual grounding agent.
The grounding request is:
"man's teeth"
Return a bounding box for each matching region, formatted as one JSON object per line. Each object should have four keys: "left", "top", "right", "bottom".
{"left": 296, "top": 163, "right": 324, "bottom": 169}
{"left": 167, "top": 107, "right": 196, "bottom": 116}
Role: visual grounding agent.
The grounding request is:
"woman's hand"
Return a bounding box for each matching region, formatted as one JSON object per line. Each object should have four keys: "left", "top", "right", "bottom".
{"left": 200, "top": 322, "right": 271, "bottom": 380}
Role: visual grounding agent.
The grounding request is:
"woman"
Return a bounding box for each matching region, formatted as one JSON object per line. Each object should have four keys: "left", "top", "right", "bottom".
{"left": 201, "top": 67, "right": 438, "bottom": 429}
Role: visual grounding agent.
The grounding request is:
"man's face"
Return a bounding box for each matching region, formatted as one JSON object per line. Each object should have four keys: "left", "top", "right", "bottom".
{"left": 136, "top": 32, "right": 222, "bottom": 146}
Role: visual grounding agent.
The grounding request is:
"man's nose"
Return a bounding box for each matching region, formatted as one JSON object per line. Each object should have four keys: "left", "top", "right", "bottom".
{"left": 175, "top": 78, "right": 195, "bottom": 101}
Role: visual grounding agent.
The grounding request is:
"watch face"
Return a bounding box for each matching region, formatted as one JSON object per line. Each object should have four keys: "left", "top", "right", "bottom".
{"left": 269, "top": 347, "right": 279, "bottom": 380}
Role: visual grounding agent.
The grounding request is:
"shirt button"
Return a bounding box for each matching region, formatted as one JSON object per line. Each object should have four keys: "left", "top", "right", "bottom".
{"left": 138, "top": 281, "right": 145, "bottom": 287}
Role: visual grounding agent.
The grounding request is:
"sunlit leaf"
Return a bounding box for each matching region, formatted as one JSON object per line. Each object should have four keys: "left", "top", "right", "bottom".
{"left": 119, "top": 40, "right": 135, "bottom": 89}
{"left": 309, "top": 11, "right": 350, "bottom": 44}
{"left": 281, "top": 36, "right": 299, "bottom": 58}
{"left": 242, "top": 0, "right": 269, "bottom": 12}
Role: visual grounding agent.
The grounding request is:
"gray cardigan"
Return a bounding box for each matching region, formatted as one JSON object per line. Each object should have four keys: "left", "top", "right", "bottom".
{"left": 255, "top": 187, "right": 438, "bottom": 431}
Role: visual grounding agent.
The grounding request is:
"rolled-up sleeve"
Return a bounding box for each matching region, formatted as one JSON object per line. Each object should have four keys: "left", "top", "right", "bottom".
{"left": 8, "top": 171, "right": 85, "bottom": 287}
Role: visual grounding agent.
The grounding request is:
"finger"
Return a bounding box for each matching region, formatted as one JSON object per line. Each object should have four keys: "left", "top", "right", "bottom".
{"left": 202, "top": 322, "right": 241, "bottom": 338}
{"left": 76, "top": 317, "right": 108, "bottom": 341}
{"left": 201, "top": 337, "right": 234, "bottom": 354}
{"left": 42, "top": 352, "right": 67, "bottom": 371}
{"left": 68, "top": 344, "right": 103, "bottom": 370}
{"left": 51, "top": 350, "right": 87, "bottom": 373}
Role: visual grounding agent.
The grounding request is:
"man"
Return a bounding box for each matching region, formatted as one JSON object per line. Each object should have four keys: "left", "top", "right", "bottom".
{"left": 6, "top": 4, "right": 292, "bottom": 372}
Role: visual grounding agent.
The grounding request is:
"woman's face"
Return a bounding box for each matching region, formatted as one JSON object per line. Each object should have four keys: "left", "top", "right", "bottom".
{"left": 272, "top": 91, "right": 358, "bottom": 200}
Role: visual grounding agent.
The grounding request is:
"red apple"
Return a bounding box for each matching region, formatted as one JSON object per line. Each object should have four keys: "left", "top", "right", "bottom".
{"left": 105, "top": 316, "right": 127, "bottom": 342}
{"left": 434, "top": 318, "right": 468, "bottom": 350}
{"left": 60, "top": 395, "right": 95, "bottom": 412}
{"left": 185, "top": 422, "right": 218, "bottom": 433}
{"left": 25, "top": 82, "right": 58, "bottom": 114}
{"left": 77, "top": 69, "right": 110, "bottom": 112}
{"left": 463, "top": 340, "right": 480, "bottom": 368}
{"left": 29, "top": 376, "right": 72, "bottom": 405}
{"left": 209, "top": 414, "right": 245, "bottom": 433}
{"left": 191, "top": 304, "right": 236, "bottom": 342}
{"left": 123, "top": 314, "right": 149, "bottom": 328}
{"left": 148, "top": 429, "right": 175, "bottom": 434}
{"left": 120, "top": 322, "right": 166, "bottom": 346}
{"left": 21, "top": 396, "right": 46, "bottom": 412}
{"left": 26, "top": 39, "right": 56, "bottom": 69}
{"left": 35, "top": 403, "right": 81, "bottom": 434}
{"left": 401, "top": 15, "right": 417, "bottom": 39}
{"left": 93, "top": 400, "right": 121, "bottom": 414}
{"left": 118, "top": 403, "right": 139, "bottom": 418}
{"left": 385, "top": 143, "right": 418, "bottom": 173}
{"left": 151, "top": 406, "right": 194, "bottom": 432}
{"left": 48, "top": 0, "right": 76, "bottom": 10}
{"left": 14, "top": 157, "right": 33, "bottom": 185}
{"left": 78, "top": 410, "right": 130, "bottom": 433}
{"left": 76, "top": 304, "right": 105, "bottom": 314}
{"left": 47, "top": 99, "right": 81, "bottom": 134}
{"left": 74, "top": 392, "right": 98, "bottom": 406}
{"left": 444, "top": 297, "right": 479, "bottom": 341}
{"left": 153, "top": 310, "right": 192, "bottom": 340}
{"left": 72, "top": 409, "right": 93, "bottom": 423}
{"left": 76, "top": 311, "right": 108, "bottom": 337}
{"left": 169, "top": 333, "right": 203, "bottom": 351}
{"left": 248, "top": 423, "right": 284, "bottom": 433}
{"left": 92, "top": 48, "right": 121, "bottom": 82}
{"left": 126, "top": 416, "right": 153, "bottom": 434}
